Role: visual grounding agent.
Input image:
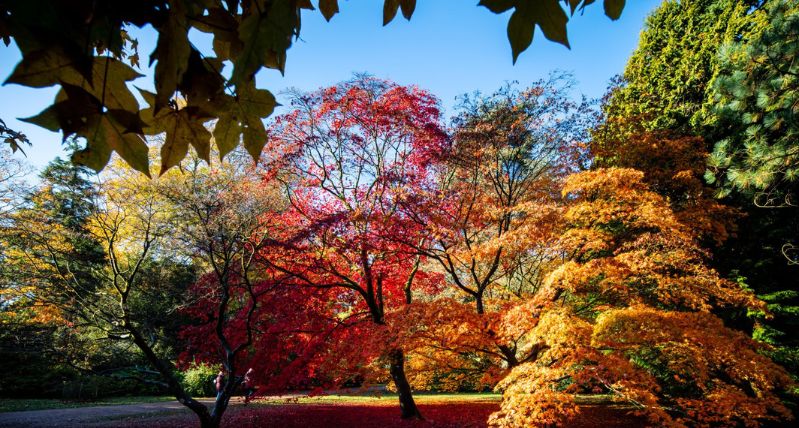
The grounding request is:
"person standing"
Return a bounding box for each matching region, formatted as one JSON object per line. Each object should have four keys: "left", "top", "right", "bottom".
{"left": 242, "top": 368, "right": 256, "bottom": 404}
{"left": 215, "top": 371, "right": 225, "bottom": 401}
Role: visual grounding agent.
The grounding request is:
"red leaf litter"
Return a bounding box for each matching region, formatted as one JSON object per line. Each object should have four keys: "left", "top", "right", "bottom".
{"left": 133, "top": 402, "right": 645, "bottom": 428}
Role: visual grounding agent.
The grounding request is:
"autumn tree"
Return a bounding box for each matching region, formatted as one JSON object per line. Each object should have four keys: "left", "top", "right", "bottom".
{"left": 0, "top": 137, "right": 28, "bottom": 219}
{"left": 178, "top": 267, "right": 347, "bottom": 394}
{"left": 597, "top": 0, "right": 799, "bottom": 379}
{"left": 423, "top": 76, "right": 588, "bottom": 315}
{"left": 591, "top": 126, "right": 739, "bottom": 246}
{"left": 152, "top": 151, "right": 292, "bottom": 426}
{"left": 264, "top": 76, "right": 448, "bottom": 419}
{"left": 387, "top": 78, "right": 588, "bottom": 384}
{"left": 2, "top": 150, "right": 106, "bottom": 327}
{"left": 488, "top": 168, "right": 794, "bottom": 427}
{"left": 1, "top": 147, "right": 279, "bottom": 426}
{"left": 1, "top": 150, "right": 198, "bottom": 398}
{"left": 0, "top": 146, "right": 70, "bottom": 398}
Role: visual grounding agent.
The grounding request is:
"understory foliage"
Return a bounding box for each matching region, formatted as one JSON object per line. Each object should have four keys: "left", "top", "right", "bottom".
{"left": 488, "top": 169, "right": 794, "bottom": 428}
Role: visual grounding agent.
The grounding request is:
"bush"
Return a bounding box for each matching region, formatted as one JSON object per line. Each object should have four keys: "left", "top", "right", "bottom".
{"left": 181, "top": 363, "right": 217, "bottom": 397}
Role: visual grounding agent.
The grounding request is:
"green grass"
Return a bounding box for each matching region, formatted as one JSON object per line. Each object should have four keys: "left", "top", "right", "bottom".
{"left": 0, "top": 395, "right": 175, "bottom": 413}
{"left": 257, "top": 392, "right": 501, "bottom": 406}
{"left": 0, "top": 392, "right": 501, "bottom": 413}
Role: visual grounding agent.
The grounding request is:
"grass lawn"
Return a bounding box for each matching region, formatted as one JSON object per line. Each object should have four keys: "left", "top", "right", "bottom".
{"left": 260, "top": 392, "right": 502, "bottom": 405}
{"left": 104, "top": 393, "right": 645, "bottom": 428}
{"left": 0, "top": 396, "right": 175, "bottom": 413}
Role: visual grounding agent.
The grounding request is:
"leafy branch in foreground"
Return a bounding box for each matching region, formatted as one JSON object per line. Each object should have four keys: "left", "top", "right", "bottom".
{"left": 0, "top": 0, "right": 625, "bottom": 175}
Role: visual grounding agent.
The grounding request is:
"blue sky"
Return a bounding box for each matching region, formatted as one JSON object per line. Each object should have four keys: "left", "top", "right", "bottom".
{"left": 0, "top": 0, "right": 660, "bottom": 170}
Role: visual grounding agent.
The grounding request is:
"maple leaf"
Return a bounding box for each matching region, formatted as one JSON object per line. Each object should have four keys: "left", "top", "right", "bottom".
{"left": 505, "top": 1, "right": 569, "bottom": 63}
{"left": 21, "top": 84, "right": 149, "bottom": 175}
{"left": 480, "top": 0, "right": 626, "bottom": 62}
{"left": 72, "top": 113, "right": 151, "bottom": 177}
{"left": 6, "top": 52, "right": 142, "bottom": 111}
{"left": 604, "top": 0, "right": 625, "bottom": 20}
{"left": 383, "top": 0, "right": 416, "bottom": 26}
{"left": 231, "top": 0, "right": 298, "bottom": 86}
{"left": 213, "top": 83, "right": 277, "bottom": 161}
{"left": 151, "top": 0, "right": 193, "bottom": 112}
{"left": 319, "top": 0, "right": 339, "bottom": 22}
{"left": 192, "top": 7, "right": 243, "bottom": 61}
{"left": 139, "top": 90, "right": 213, "bottom": 174}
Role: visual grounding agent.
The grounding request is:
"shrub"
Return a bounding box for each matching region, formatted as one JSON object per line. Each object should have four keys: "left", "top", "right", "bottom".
{"left": 181, "top": 363, "right": 218, "bottom": 397}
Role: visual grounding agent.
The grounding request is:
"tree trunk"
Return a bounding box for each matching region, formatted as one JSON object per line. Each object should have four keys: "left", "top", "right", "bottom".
{"left": 200, "top": 417, "right": 218, "bottom": 428}
{"left": 388, "top": 348, "right": 423, "bottom": 420}
{"left": 497, "top": 344, "right": 519, "bottom": 368}
{"left": 475, "top": 294, "right": 484, "bottom": 314}
{"left": 127, "top": 326, "right": 215, "bottom": 427}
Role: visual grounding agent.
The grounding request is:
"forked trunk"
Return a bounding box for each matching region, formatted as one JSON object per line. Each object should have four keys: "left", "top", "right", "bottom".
{"left": 200, "top": 416, "right": 216, "bottom": 428}
{"left": 388, "top": 348, "right": 423, "bottom": 420}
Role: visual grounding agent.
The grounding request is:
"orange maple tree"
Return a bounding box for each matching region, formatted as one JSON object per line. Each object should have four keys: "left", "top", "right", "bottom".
{"left": 488, "top": 168, "right": 794, "bottom": 427}
{"left": 592, "top": 118, "right": 739, "bottom": 246}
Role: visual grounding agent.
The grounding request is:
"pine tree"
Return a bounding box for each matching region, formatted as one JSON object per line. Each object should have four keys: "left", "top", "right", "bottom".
{"left": 706, "top": 0, "right": 799, "bottom": 200}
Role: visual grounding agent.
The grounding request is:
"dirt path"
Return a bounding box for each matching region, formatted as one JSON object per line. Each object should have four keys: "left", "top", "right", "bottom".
{"left": 0, "top": 398, "right": 220, "bottom": 428}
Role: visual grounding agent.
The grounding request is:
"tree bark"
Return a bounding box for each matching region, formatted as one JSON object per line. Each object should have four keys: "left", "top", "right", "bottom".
{"left": 127, "top": 325, "right": 215, "bottom": 427}
{"left": 388, "top": 348, "right": 423, "bottom": 420}
{"left": 497, "top": 344, "right": 519, "bottom": 368}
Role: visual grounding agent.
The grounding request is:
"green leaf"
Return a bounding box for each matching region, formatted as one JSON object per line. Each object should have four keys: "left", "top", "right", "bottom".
{"left": 399, "top": 0, "right": 416, "bottom": 20}
{"left": 107, "top": 109, "right": 148, "bottom": 136}
{"left": 193, "top": 7, "right": 242, "bottom": 61}
{"left": 242, "top": 118, "right": 267, "bottom": 162}
{"left": 231, "top": 0, "right": 297, "bottom": 86}
{"left": 72, "top": 114, "right": 151, "bottom": 177}
{"left": 319, "top": 0, "right": 339, "bottom": 22}
{"left": 4, "top": 47, "right": 77, "bottom": 88}
{"left": 20, "top": 106, "right": 60, "bottom": 132}
{"left": 505, "top": 1, "right": 570, "bottom": 62}
{"left": 179, "top": 50, "right": 226, "bottom": 110}
{"left": 71, "top": 57, "right": 143, "bottom": 112}
{"left": 139, "top": 88, "right": 214, "bottom": 172}
{"left": 213, "top": 112, "right": 242, "bottom": 160}
{"left": 507, "top": 10, "right": 534, "bottom": 64}
{"left": 151, "top": 0, "right": 193, "bottom": 112}
{"left": 8, "top": 49, "right": 142, "bottom": 113}
{"left": 20, "top": 102, "right": 62, "bottom": 132}
{"left": 531, "top": 0, "right": 569, "bottom": 48}
{"left": 34, "top": 84, "right": 150, "bottom": 175}
{"left": 603, "top": 0, "right": 625, "bottom": 20}
{"left": 46, "top": 84, "right": 103, "bottom": 138}
{"left": 238, "top": 84, "right": 278, "bottom": 119}
{"left": 478, "top": 0, "right": 515, "bottom": 14}
{"left": 158, "top": 108, "right": 213, "bottom": 175}
{"left": 217, "top": 84, "right": 277, "bottom": 161}
{"left": 383, "top": 0, "right": 400, "bottom": 25}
